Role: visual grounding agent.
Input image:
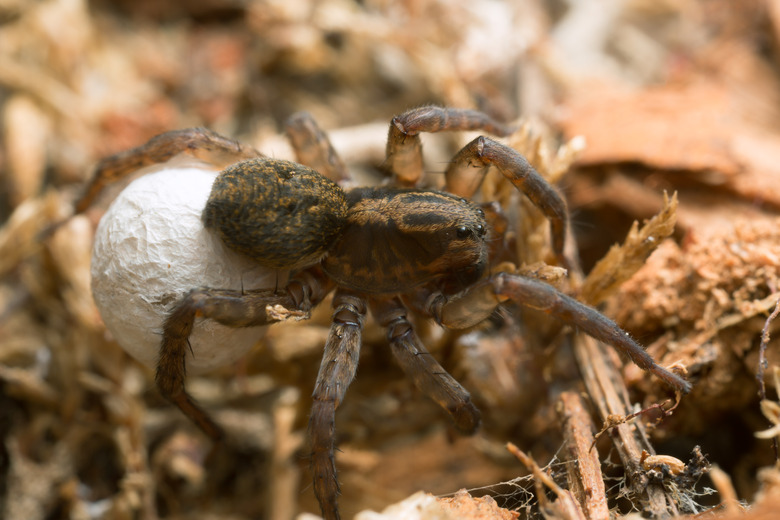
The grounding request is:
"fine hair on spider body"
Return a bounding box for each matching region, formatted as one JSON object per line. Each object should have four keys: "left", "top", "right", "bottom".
{"left": 81, "top": 106, "right": 691, "bottom": 520}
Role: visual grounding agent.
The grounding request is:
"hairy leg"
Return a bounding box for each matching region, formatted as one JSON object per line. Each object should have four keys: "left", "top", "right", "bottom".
{"left": 371, "top": 295, "right": 481, "bottom": 434}
{"left": 445, "top": 136, "right": 569, "bottom": 266}
{"left": 76, "top": 128, "right": 262, "bottom": 212}
{"left": 385, "top": 106, "right": 513, "bottom": 187}
{"left": 435, "top": 273, "right": 691, "bottom": 394}
{"left": 285, "top": 111, "right": 349, "bottom": 183}
{"left": 156, "top": 268, "right": 334, "bottom": 440}
{"left": 310, "top": 291, "right": 367, "bottom": 520}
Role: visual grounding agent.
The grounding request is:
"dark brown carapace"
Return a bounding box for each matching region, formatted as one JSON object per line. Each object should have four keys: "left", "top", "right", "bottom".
{"left": 78, "top": 106, "right": 691, "bottom": 520}
{"left": 324, "top": 188, "right": 488, "bottom": 296}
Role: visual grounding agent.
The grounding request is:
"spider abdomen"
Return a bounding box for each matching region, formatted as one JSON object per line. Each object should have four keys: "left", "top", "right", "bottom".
{"left": 203, "top": 158, "right": 348, "bottom": 270}
{"left": 322, "top": 187, "right": 488, "bottom": 294}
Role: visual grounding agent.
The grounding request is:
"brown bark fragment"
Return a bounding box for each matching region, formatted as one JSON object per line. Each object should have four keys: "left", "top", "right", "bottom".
{"left": 557, "top": 392, "right": 609, "bottom": 520}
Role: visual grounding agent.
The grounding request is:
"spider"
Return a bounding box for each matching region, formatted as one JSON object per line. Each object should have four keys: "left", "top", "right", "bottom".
{"left": 78, "top": 106, "right": 691, "bottom": 520}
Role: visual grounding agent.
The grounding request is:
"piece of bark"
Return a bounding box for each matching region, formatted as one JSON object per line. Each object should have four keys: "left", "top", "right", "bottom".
{"left": 561, "top": 82, "right": 741, "bottom": 176}
{"left": 573, "top": 334, "right": 680, "bottom": 517}
{"left": 562, "top": 80, "right": 780, "bottom": 209}
{"left": 557, "top": 392, "right": 609, "bottom": 520}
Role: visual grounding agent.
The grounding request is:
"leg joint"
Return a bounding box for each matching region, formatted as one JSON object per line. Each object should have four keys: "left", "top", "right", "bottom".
{"left": 331, "top": 293, "right": 366, "bottom": 328}
{"left": 332, "top": 306, "right": 362, "bottom": 327}
{"left": 386, "top": 316, "right": 413, "bottom": 342}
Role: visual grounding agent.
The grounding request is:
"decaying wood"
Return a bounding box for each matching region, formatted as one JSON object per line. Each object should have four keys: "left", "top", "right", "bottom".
{"left": 557, "top": 392, "right": 609, "bottom": 520}
{"left": 573, "top": 334, "right": 680, "bottom": 517}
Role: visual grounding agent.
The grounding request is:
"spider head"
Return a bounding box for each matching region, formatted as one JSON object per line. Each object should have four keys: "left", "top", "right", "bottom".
{"left": 433, "top": 204, "right": 489, "bottom": 296}
{"left": 323, "top": 188, "right": 489, "bottom": 295}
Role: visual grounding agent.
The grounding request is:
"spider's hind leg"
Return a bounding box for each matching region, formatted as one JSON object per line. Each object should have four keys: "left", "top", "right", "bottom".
{"left": 76, "top": 127, "right": 262, "bottom": 213}
{"left": 285, "top": 111, "right": 349, "bottom": 183}
{"left": 310, "top": 291, "right": 367, "bottom": 520}
{"left": 156, "top": 269, "right": 333, "bottom": 440}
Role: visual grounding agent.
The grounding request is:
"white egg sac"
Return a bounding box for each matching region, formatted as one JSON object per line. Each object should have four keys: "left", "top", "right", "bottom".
{"left": 91, "top": 166, "right": 282, "bottom": 374}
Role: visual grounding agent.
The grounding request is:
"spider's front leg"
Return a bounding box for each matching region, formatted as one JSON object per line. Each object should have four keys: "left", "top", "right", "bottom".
{"left": 157, "top": 268, "right": 334, "bottom": 440}
{"left": 436, "top": 273, "right": 692, "bottom": 394}
{"left": 446, "top": 137, "right": 569, "bottom": 266}
{"left": 371, "top": 296, "right": 481, "bottom": 434}
{"left": 310, "top": 290, "right": 367, "bottom": 520}
{"left": 385, "top": 106, "right": 514, "bottom": 187}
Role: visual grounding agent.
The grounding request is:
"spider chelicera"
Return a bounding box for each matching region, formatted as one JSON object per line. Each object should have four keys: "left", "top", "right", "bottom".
{"left": 78, "top": 106, "right": 691, "bottom": 520}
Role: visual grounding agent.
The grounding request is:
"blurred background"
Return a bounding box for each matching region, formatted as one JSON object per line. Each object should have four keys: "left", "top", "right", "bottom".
{"left": 2, "top": 0, "right": 780, "bottom": 518}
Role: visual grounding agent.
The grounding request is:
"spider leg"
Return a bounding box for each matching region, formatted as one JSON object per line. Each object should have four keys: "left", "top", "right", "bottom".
{"left": 385, "top": 106, "right": 513, "bottom": 187}
{"left": 445, "top": 136, "right": 569, "bottom": 266}
{"left": 371, "top": 295, "right": 481, "bottom": 434}
{"left": 310, "top": 291, "right": 366, "bottom": 520}
{"left": 76, "top": 127, "right": 262, "bottom": 213}
{"left": 156, "top": 268, "right": 334, "bottom": 440}
{"left": 436, "top": 273, "right": 692, "bottom": 394}
{"left": 285, "top": 111, "right": 349, "bottom": 183}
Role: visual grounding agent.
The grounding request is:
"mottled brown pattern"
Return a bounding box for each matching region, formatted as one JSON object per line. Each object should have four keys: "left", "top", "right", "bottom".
{"left": 322, "top": 188, "right": 488, "bottom": 294}
{"left": 202, "top": 158, "right": 348, "bottom": 270}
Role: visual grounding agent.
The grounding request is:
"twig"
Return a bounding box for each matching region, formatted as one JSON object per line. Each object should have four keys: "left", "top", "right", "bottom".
{"left": 269, "top": 388, "right": 303, "bottom": 520}
{"left": 507, "top": 442, "right": 586, "bottom": 520}
{"left": 573, "top": 334, "right": 680, "bottom": 517}
{"left": 709, "top": 466, "right": 743, "bottom": 516}
{"left": 558, "top": 392, "right": 609, "bottom": 519}
{"left": 757, "top": 296, "right": 780, "bottom": 461}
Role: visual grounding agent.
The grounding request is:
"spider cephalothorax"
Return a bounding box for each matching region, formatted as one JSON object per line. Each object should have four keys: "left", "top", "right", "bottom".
{"left": 79, "top": 107, "right": 691, "bottom": 520}
{"left": 322, "top": 187, "right": 489, "bottom": 295}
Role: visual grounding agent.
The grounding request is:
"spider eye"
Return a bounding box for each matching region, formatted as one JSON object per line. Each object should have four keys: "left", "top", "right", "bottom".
{"left": 456, "top": 225, "right": 470, "bottom": 238}
{"left": 476, "top": 224, "right": 486, "bottom": 236}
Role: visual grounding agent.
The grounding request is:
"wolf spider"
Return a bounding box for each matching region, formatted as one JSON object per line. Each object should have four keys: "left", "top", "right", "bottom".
{"left": 78, "top": 107, "right": 690, "bottom": 520}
